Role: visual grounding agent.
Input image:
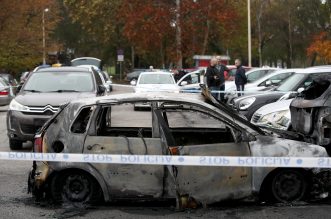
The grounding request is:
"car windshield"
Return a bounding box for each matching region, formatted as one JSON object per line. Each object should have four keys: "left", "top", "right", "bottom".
{"left": 276, "top": 73, "right": 306, "bottom": 92}
{"left": 139, "top": 74, "right": 175, "bottom": 84}
{"left": 246, "top": 69, "right": 274, "bottom": 83}
{"left": 23, "top": 72, "right": 94, "bottom": 92}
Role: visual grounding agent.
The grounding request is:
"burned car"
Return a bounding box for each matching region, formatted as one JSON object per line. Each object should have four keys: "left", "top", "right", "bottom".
{"left": 28, "top": 92, "right": 331, "bottom": 207}
{"left": 290, "top": 76, "right": 331, "bottom": 154}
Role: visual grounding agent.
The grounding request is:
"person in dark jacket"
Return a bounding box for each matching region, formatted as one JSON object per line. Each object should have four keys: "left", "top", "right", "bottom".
{"left": 234, "top": 59, "right": 247, "bottom": 97}
{"left": 216, "top": 56, "right": 230, "bottom": 101}
{"left": 206, "top": 57, "right": 222, "bottom": 100}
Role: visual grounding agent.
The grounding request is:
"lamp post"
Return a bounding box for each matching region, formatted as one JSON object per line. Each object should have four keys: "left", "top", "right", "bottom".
{"left": 42, "top": 8, "right": 49, "bottom": 65}
{"left": 247, "top": 0, "right": 252, "bottom": 67}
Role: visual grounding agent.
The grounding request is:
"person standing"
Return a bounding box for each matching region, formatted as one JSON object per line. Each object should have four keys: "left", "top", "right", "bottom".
{"left": 215, "top": 56, "right": 230, "bottom": 101}
{"left": 234, "top": 59, "right": 247, "bottom": 97}
{"left": 206, "top": 57, "right": 221, "bottom": 100}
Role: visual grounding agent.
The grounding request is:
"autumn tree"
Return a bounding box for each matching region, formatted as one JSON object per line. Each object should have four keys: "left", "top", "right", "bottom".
{"left": 307, "top": 32, "right": 331, "bottom": 64}
{"left": 0, "top": 0, "right": 60, "bottom": 73}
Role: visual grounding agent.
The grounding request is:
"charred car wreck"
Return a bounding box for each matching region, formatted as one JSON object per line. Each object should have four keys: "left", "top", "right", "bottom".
{"left": 291, "top": 76, "right": 331, "bottom": 154}
{"left": 28, "top": 91, "right": 331, "bottom": 208}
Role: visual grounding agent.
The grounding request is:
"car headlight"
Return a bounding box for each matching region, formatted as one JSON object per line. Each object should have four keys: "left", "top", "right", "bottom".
{"left": 238, "top": 97, "right": 256, "bottom": 110}
{"left": 259, "top": 109, "right": 291, "bottom": 130}
{"left": 9, "top": 99, "right": 29, "bottom": 111}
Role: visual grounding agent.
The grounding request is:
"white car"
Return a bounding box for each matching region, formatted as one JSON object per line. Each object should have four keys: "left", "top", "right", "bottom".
{"left": 251, "top": 98, "right": 293, "bottom": 130}
{"left": 133, "top": 71, "right": 180, "bottom": 93}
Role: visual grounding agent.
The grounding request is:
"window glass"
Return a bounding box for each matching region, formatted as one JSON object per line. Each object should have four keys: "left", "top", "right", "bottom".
{"left": 139, "top": 74, "right": 175, "bottom": 84}
{"left": 247, "top": 70, "right": 267, "bottom": 82}
{"left": 24, "top": 72, "right": 94, "bottom": 92}
{"left": 276, "top": 73, "right": 306, "bottom": 92}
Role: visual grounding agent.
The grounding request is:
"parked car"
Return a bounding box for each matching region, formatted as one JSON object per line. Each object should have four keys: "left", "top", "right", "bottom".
{"left": 28, "top": 89, "right": 331, "bottom": 206}
{"left": 176, "top": 69, "right": 206, "bottom": 93}
{"left": 132, "top": 71, "right": 180, "bottom": 93}
{"left": 290, "top": 75, "right": 331, "bottom": 153}
{"left": 126, "top": 70, "right": 145, "bottom": 82}
{"left": 132, "top": 71, "right": 180, "bottom": 110}
{"left": 77, "top": 65, "right": 112, "bottom": 93}
{"left": 0, "top": 77, "right": 13, "bottom": 106}
{"left": 6, "top": 67, "right": 107, "bottom": 150}
{"left": 0, "top": 73, "right": 18, "bottom": 95}
{"left": 251, "top": 98, "right": 293, "bottom": 130}
{"left": 224, "top": 65, "right": 253, "bottom": 81}
{"left": 224, "top": 68, "right": 281, "bottom": 103}
{"left": 231, "top": 68, "right": 318, "bottom": 120}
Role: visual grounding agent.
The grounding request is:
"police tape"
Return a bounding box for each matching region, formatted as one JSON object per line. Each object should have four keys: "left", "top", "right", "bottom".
{"left": 1, "top": 152, "right": 331, "bottom": 168}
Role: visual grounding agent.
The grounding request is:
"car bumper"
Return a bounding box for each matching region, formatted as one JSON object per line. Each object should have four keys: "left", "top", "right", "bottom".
{"left": 28, "top": 161, "right": 51, "bottom": 198}
{"left": 7, "top": 110, "right": 52, "bottom": 141}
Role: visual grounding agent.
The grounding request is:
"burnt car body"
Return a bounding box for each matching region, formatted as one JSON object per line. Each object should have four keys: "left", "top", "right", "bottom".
{"left": 232, "top": 68, "right": 330, "bottom": 120}
{"left": 290, "top": 76, "right": 331, "bottom": 153}
{"left": 28, "top": 90, "right": 331, "bottom": 206}
{"left": 7, "top": 67, "right": 106, "bottom": 150}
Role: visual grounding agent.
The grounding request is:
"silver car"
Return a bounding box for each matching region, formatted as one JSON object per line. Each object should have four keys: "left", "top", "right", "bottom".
{"left": 0, "top": 77, "right": 13, "bottom": 106}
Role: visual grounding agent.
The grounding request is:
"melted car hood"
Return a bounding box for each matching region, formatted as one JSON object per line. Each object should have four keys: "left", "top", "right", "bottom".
{"left": 15, "top": 92, "right": 96, "bottom": 106}
{"left": 250, "top": 135, "right": 328, "bottom": 157}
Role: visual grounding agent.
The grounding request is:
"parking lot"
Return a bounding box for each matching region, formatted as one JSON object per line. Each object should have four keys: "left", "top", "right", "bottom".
{"left": 1, "top": 86, "right": 331, "bottom": 219}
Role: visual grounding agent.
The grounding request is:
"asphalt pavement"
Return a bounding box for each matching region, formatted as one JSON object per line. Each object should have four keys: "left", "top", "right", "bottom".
{"left": 0, "top": 85, "right": 331, "bottom": 218}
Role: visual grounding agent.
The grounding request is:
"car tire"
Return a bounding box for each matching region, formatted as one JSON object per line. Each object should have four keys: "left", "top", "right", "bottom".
{"left": 50, "top": 170, "right": 102, "bottom": 204}
{"left": 270, "top": 169, "right": 307, "bottom": 202}
{"left": 9, "top": 139, "right": 23, "bottom": 150}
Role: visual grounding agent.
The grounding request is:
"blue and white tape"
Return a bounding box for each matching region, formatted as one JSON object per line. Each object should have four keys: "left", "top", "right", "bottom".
{"left": 2, "top": 152, "right": 331, "bottom": 168}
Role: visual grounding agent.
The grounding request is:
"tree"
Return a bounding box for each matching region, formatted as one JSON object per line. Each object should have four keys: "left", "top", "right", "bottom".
{"left": 307, "top": 32, "right": 331, "bottom": 64}
{"left": 0, "top": 0, "right": 60, "bottom": 73}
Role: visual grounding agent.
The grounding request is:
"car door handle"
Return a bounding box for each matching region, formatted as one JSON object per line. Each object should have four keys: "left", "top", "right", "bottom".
{"left": 87, "top": 144, "right": 101, "bottom": 150}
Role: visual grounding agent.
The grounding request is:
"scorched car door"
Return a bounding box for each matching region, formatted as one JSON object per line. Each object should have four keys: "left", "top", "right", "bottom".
{"left": 155, "top": 107, "right": 252, "bottom": 205}
{"left": 83, "top": 104, "right": 164, "bottom": 199}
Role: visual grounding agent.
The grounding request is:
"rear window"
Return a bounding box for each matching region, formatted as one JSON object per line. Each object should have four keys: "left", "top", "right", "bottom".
{"left": 139, "top": 74, "right": 175, "bottom": 84}
{"left": 23, "top": 72, "right": 94, "bottom": 92}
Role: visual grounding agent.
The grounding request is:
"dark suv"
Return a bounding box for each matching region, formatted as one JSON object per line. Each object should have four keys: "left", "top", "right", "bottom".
{"left": 7, "top": 67, "right": 106, "bottom": 150}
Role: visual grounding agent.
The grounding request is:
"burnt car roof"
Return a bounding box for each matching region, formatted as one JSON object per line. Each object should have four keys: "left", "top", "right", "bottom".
{"left": 65, "top": 91, "right": 263, "bottom": 136}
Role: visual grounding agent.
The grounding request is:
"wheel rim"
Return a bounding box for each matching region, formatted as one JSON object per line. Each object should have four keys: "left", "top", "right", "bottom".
{"left": 272, "top": 170, "right": 306, "bottom": 202}
{"left": 62, "top": 174, "right": 91, "bottom": 202}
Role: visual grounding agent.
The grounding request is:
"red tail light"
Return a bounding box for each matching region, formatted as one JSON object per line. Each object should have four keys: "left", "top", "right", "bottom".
{"left": 0, "top": 90, "right": 9, "bottom": 96}
{"left": 34, "top": 136, "right": 43, "bottom": 153}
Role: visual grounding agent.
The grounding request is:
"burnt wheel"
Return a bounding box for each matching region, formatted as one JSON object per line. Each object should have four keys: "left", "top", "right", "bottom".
{"left": 271, "top": 169, "right": 307, "bottom": 202}
{"left": 51, "top": 171, "right": 102, "bottom": 204}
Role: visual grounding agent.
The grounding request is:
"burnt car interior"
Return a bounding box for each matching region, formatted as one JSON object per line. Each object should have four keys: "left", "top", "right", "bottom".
{"left": 95, "top": 103, "right": 153, "bottom": 138}
{"left": 298, "top": 77, "right": 331, "bottom": 100}
{"left": 156, "top": 103, "right": 235, "bottom": 146}
{"left": 86, "top": 101, "right": 236, "bottom": 147}
{"left": 71, "top": 106, "right": 93, "bottom": 133}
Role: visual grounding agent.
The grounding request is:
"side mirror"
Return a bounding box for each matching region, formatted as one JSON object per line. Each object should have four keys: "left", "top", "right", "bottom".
{"left": 297, "top": 87, "right": 305, "bottom": 93}
{"left": 97, "top": 85, "right": 106, "bottom": 94}
{"left": 180, "top": 81, "right": 188, "bottom": 86}
{"left": 130, "top": 80, "right": 137, "bottom": 86}
{"left": 265, "top": 80, "right": 272, "bottom": 87}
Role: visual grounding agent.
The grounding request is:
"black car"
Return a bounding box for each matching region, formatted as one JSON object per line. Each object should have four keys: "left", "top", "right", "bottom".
{"left": 7, "top": 67, "right": 106, "bottom": 150}
{"left": 232, "top": 68, "right": 331, "bottom": 120}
